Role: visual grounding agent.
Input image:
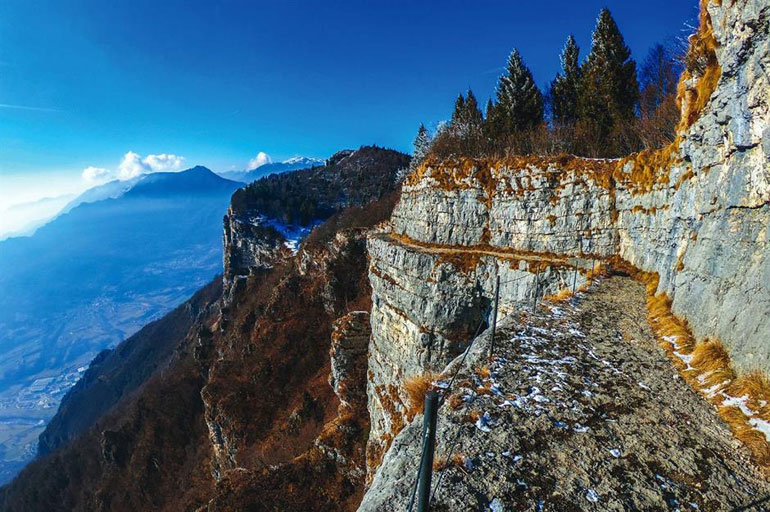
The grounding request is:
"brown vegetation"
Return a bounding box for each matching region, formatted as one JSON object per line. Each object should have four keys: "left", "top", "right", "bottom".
{"left": 611, "top": 257, "right": 770, "bottom": 472}
{"left": 404, "top": 372, "right": 440, "bottom": 420}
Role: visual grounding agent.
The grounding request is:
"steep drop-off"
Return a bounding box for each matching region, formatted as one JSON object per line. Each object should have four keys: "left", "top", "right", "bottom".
{"left": 0, "top": 147, "right": 409, "bottom": 511}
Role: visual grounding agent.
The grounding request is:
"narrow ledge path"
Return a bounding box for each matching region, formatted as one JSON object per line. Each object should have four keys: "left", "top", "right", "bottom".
{"left": 363, "top": 275, "right": 770, "bottom": 511}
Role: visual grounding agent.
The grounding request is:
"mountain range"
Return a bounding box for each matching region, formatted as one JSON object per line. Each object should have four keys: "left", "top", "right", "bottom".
{"left": 217, "top": 156, "right": 324, "bottom": 184}
{"left": 0, "top": 166, "right": 241, "bottom": 484}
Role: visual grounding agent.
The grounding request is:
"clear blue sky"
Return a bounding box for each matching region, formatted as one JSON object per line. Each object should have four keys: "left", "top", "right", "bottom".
{"left": 0, "top": 0, "right": 696, "bottom": 204}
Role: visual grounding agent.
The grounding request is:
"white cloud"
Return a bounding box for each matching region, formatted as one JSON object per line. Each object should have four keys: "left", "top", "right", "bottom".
{"left": 117, "top": 151, "right": 186, "bottom": 180}
{"left": 81, "top": 166, "right": 112, "bottom": 184}
{"left": 143, "top": 153, "right": 185, "bottom": 173}
{"left": 247, "top": 151, "right": 272, "bottom": 170}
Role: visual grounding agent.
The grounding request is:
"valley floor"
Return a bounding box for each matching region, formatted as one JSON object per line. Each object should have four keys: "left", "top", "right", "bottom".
{"left": 362, "top": 276, "right": 770, "bottom": 511}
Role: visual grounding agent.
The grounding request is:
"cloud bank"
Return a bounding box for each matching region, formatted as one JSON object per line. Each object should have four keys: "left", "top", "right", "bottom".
{"left": 81, "top": 152, "right": 187, "bottom": 184}
{"left": 117, "top": 151, "right": 185, "bottom": 180}
{"left": 248, "top": 151, "right": 272, "bottom": 170}
{"left": 81, "top": 166, "right": 110, "bottom": 184}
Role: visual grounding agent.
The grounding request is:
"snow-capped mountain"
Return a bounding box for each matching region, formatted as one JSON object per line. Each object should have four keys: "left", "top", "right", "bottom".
{"left": 218, "top": 156, "right": 324, "bottom": 184}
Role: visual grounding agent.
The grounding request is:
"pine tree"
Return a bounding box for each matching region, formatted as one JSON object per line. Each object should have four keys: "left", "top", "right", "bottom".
{"left": 413, "top": 123, "right": 430, "bottom": 159}
{"left": 578, "top": 8, "right": 639, "bottom": 128}
{"left": 450, "top": 94, "right": 466, "bottom": 127}
{"left": 550, "top": 35, "right": 581, "bottom": 124}
{"left": 407, "top": 123, "right": 431, "bottom": 172}
{"left": 486, "top": 49, "right": 544, "bottom": 139}
{"left": 450, "top": 89, "right": 483, "bottom": 134}
{"left": 463, "top": 89, "right": 484, "bottom": 129}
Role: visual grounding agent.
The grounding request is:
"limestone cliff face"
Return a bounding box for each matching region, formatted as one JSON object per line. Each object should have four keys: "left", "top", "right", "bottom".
{"left": 363, "top": 0, "right": 769, "bottom": 480}
{"left": 617, "top": 0, "right": 769, "bottom": 371}
{"left": 221, "top": 207, "right": 290, "bottom": 302}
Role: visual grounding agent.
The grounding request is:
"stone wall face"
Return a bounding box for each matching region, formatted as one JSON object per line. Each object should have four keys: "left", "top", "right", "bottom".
{"left": 363, "top": 0, "right": 769, "bottom": 480}
{"left": 221, "top": 207, "right": 289, "bottom": 302}
{"left": 617, "top": 0, "right": 769, "bottom": 371}
{"left": 365, "top": 233, "right": 586, "bottom": 472}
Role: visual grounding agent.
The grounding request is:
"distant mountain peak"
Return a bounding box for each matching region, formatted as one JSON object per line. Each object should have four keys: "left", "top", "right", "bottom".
{"left": 217, "top": 156, "right": 325, "bottom": 184}
{"left": 282, "top": 156, "right": 323, "bottom": 165}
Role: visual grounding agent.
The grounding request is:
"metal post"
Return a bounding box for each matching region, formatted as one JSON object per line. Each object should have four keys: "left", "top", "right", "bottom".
{"left": 416, "top": 391, "right": 439, "bottom": 512}
{"left": 489, "top": 275, "right": 500, "bottom": 357}
{"left": 572, "top": 259, "right": 578, "bottom": 295}
{"left": 531, "top": 266, "right": 541, "bottom": 312}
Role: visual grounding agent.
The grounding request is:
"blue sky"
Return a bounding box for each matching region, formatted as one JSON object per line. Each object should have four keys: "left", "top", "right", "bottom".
{"left": 0, "top": 0, "right": 696, "bottom": 206}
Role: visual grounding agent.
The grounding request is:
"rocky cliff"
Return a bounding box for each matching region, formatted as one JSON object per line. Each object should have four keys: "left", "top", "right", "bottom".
{"left": 363, "top": 0, "right": 769, "bottom": 498}
{"left": 0, "top": 147, "right": 409, "bottom": 511}
{"left": 222, "top": 146, "right": 410, "bottom": 301}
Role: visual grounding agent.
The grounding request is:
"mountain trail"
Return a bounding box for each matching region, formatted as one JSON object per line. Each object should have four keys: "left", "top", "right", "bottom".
{"left": 362, "top": 275, "right": 770, "bottom": 511}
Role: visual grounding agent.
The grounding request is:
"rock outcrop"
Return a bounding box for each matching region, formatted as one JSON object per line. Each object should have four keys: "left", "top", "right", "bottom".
{"left": 363, "top": 0, "right": 769, "bottom": 487}
{"left": 329, "top": 311, "right": 371, "bottom": 411}
{"left": 222, "top": 209, "right": 289, "bottom": 302}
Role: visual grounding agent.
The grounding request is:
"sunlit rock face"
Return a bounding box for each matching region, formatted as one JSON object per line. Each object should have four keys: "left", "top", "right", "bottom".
{"left": 363, "top": 0, "right": 769, "bottom": 483}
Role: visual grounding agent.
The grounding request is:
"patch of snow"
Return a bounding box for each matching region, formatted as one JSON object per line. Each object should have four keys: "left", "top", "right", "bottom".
{"left": 638, "top": 382, "right": 651, "bottom": 391}
{"left": 703, "top": 380, "right": 730, "bottom": 398}
{"left": 573, "top": 424, "right": 590, "bottom": 433}
{"left": 609, "top": 448, "right": 621, "bottom": 458}
{"left": 673, "top": 350, "right": 694, "bottom": 368}
{"left": 475, "top": 411, "right": 495, "bottom": 432}
{"left": 749, "top": 418, "right": 770, "bottom": 441}
{"left": 586, "top": 489, "right": 599, "bottom": 503}
{"left": 489, "top": 498, "right": 505, "bottom": 512}
{"left": 721, "top": 394, "right": 757, "bottom": 417}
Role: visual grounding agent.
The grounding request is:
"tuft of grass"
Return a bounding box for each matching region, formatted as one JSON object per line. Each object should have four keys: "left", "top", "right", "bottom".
{"left": 448, "top": 393, "right": 465, "bottom": 411}
{"left": 476, "top": 366, "right": 491, "bottom": 379}
{"left": 543, "top": 288, "right": 573, "bottom": 302}
{"left": 686, "top": 340, "right": 735, "bottom": 390}
{"left": 403, "top": 372, "right": 439, "bottom": 420}
{"left": 727, "top": 372, "right": 770, "bottom": 420}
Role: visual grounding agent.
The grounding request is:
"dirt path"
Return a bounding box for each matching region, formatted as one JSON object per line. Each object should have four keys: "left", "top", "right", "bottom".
{"left": 379, "top": 233, "right": 574, "bottom": 264}
{"left": 423, "top": 276, "right": 770, "bottom": 511}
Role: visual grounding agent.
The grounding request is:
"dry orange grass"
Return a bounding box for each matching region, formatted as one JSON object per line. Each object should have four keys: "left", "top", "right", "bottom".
{"left": 543, "top": 288, "right": 573, "bottom": 302}
{"left": 404, "top": 371, "right": 439, "bottom": 420}
{"left": 685, "top": 340, "right": 735, "bottom": 391}
{"left": 717, "top": 405, "right": 770, "bottom": 469}
{"left": 727, "top": 372, "right": 770, "bottom": 420}
{"left": 615, "top": 257, "right": 770, "bottom": 472}
{"left": 677, "top": 0, "right": 721, "bottom": 132}
{"left": 476, "top": 366, "right": 491, "bottom": 379}
{"left": 448, "top": 393, "right": 465, "bottom": 411}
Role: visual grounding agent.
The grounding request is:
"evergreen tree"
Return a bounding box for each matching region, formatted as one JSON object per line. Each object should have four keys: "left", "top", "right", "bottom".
{"left": 486, "top": 49, "right": 544, "bottom": 139}
{"left": 578, "top": 8, "right": 639, "bottom": 128}
{"left": 450, "top": 89, "right": 483, "bottom": 134}
{"left": 407, "top": 123, "right": 431, "bottom": 172}
{"left": 549, "top": 35, "right": 581, "bottom": 124}
{"left": 413, "top": 123, "right": 430, "bottom": 159}
{"left": 463, "top": 89, "right": 484, "bottom": 129}
{"left": 450, "top": 94, "right": 466, "bottom": 126}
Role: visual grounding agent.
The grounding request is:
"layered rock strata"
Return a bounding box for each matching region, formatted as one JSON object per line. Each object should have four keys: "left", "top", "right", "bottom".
{"left": 364, "top": 0, "right": 769, "bottom": 482}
